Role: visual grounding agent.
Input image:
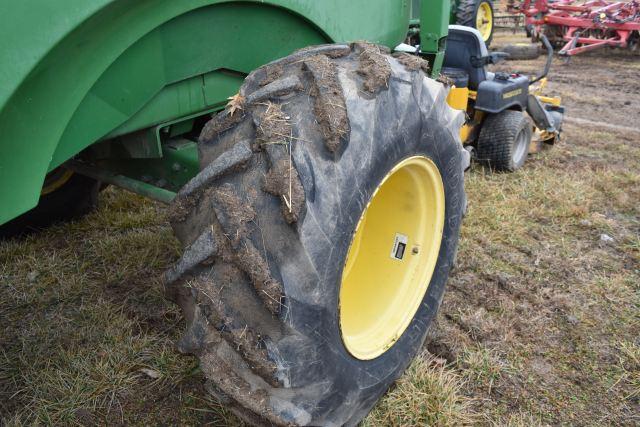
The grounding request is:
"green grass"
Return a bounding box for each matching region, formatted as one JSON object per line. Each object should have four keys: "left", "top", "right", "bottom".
{"left": 399, "top": 121, "right": 640, "bottom": 424}
{"left": 363, "top": 354, "right": 473, "bottom": 426}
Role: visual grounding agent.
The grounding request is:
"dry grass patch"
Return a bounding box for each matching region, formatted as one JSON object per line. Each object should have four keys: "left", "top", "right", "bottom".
{"left": 364, "top": 353, "right": 474, "bottom": 426}
{"left": 421, "top": 119, "right": 639, "bottom": 424}
{"left": 0, "top": 189, "right": 238, "bottom": 425}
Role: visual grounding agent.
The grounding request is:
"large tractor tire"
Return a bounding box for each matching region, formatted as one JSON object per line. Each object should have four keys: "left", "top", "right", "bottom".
{"left": 456, "top": 0, "right": 495, "bottom": 46}
{"left": 502, "top": 42, "right": 541, "bottom": 60}
{"left": 165, "top": 44, "right": 468, "bottom": 426}
{"left": 0, "top": 169, "right": 99, "bottom": 238}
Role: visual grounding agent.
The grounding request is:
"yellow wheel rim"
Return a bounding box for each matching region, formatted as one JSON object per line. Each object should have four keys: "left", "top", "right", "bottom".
{"left": 476, "top": 2, "right": 493, "bottom": 42}
{"left": 339, "top": 156, "right": 445, "bottom": 360}
{"left": 40, "top": 168, "right": 74, "bottom": 196}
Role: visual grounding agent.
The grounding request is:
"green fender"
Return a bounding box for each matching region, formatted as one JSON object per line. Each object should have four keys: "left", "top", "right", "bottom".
{"left": 0, "top": 0, "right": 410, "bottom": 225}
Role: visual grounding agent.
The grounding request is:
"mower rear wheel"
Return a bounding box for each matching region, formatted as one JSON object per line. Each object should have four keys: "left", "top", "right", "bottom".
{"left": 477, "top": 110, "right": 533, "bottom": 172}
{"left": 165, "top": 44, "right": 467, "bottom": 425}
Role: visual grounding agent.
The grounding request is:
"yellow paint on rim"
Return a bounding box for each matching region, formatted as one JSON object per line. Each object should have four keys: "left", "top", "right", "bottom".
{"left": 476, "top": 1, "right": 493, "bottom": 42}
{"left": 40, "top": 168, "right": 74, "bottom": 196}
{"left": 339, "top": 156, "right": 445, "bottom": 360}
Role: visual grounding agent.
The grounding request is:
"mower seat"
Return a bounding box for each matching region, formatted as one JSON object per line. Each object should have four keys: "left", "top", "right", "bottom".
{"left": 443, "top": 25, "right": 491, "bottom": 90}
{"left": 443, "top": 25, "right": 530, "bottom": 113}
{"left": 441, "top": 67, "right": 470, "bottom": 88}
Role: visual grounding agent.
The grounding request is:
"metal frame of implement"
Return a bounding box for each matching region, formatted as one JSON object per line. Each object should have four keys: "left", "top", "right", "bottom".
{"left": 510, "top": 0, "right": 640, "bottom": 56}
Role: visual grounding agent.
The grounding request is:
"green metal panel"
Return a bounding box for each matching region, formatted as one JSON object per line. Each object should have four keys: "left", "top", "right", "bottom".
{"left": 95, "top": 138, "right": 201, "bottom": 195}
{"left": 421, "top": 0, "right": 452, "bottom": 77}
{"left": 0, "top": 0, "right": 450, "bottom": 225}
{"left": 103, "top": 71, "right": 243, "bottom": 140}
{"left": 412, "top": 0, "right": 460, "bottom": 26}
{"left": 410, "top": 0, "right": 452, "bottom": 77}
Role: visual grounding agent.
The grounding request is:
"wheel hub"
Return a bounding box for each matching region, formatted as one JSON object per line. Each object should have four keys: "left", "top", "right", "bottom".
{"left": 339, "top": 156, "right": 445, "bottom": 360}
{"left": 476, "top": 2, "right": 493, "bottom": 42}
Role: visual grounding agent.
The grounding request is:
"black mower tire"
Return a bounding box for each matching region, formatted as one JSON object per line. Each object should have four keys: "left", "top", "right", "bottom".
{"left": 502, "top": 42, "right": 541, "bottom": 60}
{"left": 477, "top": 110, "right": 533, "bottom": 172}
{"left": 165, "top": 44, "right": 468, "bottom": 426}
{"left": 0, "top": 171, "right": 99, "bottom": 239}
{"left": 456, "top": 0, "right": 495, "bottom": 46}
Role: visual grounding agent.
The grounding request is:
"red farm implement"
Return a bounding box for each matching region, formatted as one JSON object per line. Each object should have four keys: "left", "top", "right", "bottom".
{"left": 509, "top": 0, "right": 640, "bottom": 57}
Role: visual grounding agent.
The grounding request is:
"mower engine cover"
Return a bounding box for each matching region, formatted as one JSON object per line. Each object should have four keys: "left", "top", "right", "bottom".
{"left": 475, "top": 71, "right": 529, "bottom": 113}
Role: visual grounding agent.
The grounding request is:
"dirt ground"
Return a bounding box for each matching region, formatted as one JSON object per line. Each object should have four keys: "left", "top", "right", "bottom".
{"left": 1, "top": 30, "right": 639, "bottom": 425}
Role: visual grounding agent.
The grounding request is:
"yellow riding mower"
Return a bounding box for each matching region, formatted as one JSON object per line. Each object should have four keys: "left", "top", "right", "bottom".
{"left": 443, "top": 26, "right": 564, "bottom": 171}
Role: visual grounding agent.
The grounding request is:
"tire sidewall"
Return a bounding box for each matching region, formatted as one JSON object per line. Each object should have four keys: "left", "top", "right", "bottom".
{"left": 293, "top": 82, "right": 465, "bottom": 416}
{"left": 512, "top": 119, "right": 533, "bottom": 170}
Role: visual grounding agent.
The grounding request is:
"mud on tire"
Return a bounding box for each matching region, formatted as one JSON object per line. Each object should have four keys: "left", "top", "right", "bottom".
{"left": 165, "top": 44, "right": 468, "bottom": 425}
